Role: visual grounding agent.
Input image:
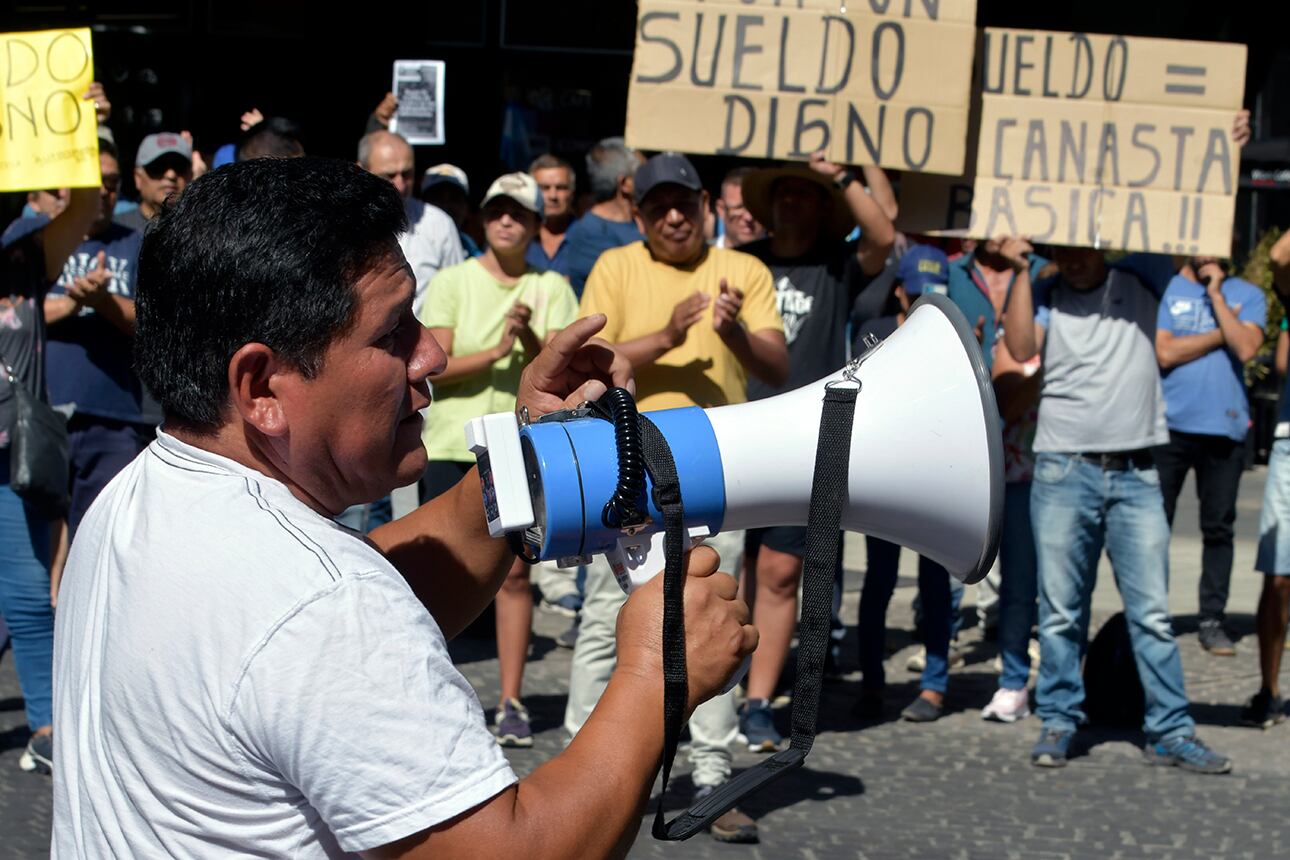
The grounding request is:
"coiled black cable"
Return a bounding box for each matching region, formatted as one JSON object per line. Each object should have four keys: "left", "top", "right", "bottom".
{"left": 598, "top": 387, "right": 649, "bottom": 530}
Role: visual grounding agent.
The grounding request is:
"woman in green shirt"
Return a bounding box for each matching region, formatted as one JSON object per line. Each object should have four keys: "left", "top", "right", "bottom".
{"left": 418, "top": 172, "right": 578, "bottom": 748}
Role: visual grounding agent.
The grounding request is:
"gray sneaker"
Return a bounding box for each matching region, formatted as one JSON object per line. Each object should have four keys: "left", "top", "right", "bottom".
{"left": 494, "top": 699, "right": 533, "bottom": 748}
{"left": 1198, "top": 620, "right": 1236, "bottom": 656}
{"left": 18, "top": 732, "right": 52, "bottom": 775}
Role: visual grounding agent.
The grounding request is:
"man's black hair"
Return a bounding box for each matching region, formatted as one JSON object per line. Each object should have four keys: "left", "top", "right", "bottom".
{"left": 134, "top": 157, "right": 407, "bottom": 432}
{"left": 236, "top": 117, "right": 305, "bottom": 161}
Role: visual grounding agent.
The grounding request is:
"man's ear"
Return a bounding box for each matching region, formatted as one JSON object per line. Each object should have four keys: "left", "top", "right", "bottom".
{"left": 227, "top": 343, "right": 290, "bottom": 437}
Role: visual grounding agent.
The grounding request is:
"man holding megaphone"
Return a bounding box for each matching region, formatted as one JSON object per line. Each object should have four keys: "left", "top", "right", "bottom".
{"left": 49, "top": 159, "right": 760, "bottom": 859}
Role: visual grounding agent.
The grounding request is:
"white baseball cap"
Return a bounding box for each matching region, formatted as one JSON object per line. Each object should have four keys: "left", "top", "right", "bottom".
{"left": 481, "top": 172, "right": 543, "bottom": 217}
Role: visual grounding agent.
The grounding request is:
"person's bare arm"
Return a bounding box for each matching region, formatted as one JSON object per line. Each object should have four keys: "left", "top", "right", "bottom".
{"left": 426, "top": 326, "right": 517, "bottom": 386}
{"left": 1156, "top": 328, "right": 1222, "bottom": 369}
{"left": 364, "top": 547, "right": 757, "bottom": 860}
{"left": 1278, "top": 329, "right": 1288, "bottom": 378}
{"left": 40, "top": 187, "right": 98, "bottom": 282}
{"left": 1200, "top": 262, "right": 1263, "bottom": 363}
{"left": 991, "top": 339, "right": 1040, "bottom": 424}
{"left": 807, "top": 152, "right": 894, "bottom": 275}
{"left": 712, "top": 279, "right": 788, "bottom": 387}
{"left": 613, "top": 291, "right": 709, "bottom": 369}
{"left": 861, "top": 164, "right": 899, "bottom": 223}
{"left": 370, "top": 316, "right": 632, "bottom": 639}
{"left": 43, "top": 295, "right": 80, "bottom": 326}
{"left": 997, "top": 236, "right": 1041, "bottom": 363}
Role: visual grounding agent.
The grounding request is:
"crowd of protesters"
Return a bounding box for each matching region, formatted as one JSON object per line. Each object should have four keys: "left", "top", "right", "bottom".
{"left": 1, "top": 76, "right": 1288, "bottom": 852}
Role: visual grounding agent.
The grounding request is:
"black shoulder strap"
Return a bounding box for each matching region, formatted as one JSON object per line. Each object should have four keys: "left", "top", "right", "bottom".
{"left": 650, "top": 384, "right": 859, "bottom": 840}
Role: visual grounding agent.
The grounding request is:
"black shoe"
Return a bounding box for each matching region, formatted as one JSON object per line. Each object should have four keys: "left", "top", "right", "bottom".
{"left": 900, "top": 694, "right": 943, "bottom": 723}
{"left": 1241, "top": 688, "right": 1286, "bottom": 729}
{"left": 1198, "top": 620, "right": 1236, "bottom": 656}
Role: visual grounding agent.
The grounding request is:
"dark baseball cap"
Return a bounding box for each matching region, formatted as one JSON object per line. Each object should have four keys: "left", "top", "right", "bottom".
{"left": 634, "top": 152, "right": 702, "bottom": 205}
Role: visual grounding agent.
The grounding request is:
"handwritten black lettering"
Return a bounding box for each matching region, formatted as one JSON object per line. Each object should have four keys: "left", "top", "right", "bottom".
{"left": 1196, "top": 127, "right": 1232, "bottom": 194}
{"left": 1122, "top": 190, "right": 1149, "bottom": 249}
{"left": 1067, "top": 33, "right": 1093, "bottom": 99}
{"left": 845, "top": 102, "right": 885, "bottom": 164}
{"left": 1103, "top": 36, "right": 1128, "bottom": 101}
{"left": 982, "top": 31, "right": 1006, "bottom": 95}
{"left": 1168, "top": 126, "right": 1194, "bottom": 191}
{"left": 1013, "top": 34, "right": 1035, "bottom": 96}
{"left": 777, "top": 17, "right": 806, "bottom": 93}
{"left": 46, "top": 32, "right": 89, "bottom": 83}
{"left": 791, "top": 98, "right": 830, "bottom": 156}
{"left": 1128, "top": 123, "right": 1160, "bottom": 188}
{"left": 948, "top": 183, "right": 973, "bottom": 230}
{"left": 765, "top": 95, "right": 779, "bottom": 158}
{"left": 1023, "top": 185, "right": 1057, "bottom": 241}
{"left": 902, "top": 107, "right": 933, "bottom": 169}
{"left": 1022, "top": 119, "right": 1049, "bottom": 181}
{"left": 690, "top": 13, "right": 727, "bottom": 88}
{"left": 43, "top": 89, "right": 81, "bottom": 135}
{"left": 817, "top": 15, "right": 855, "bottom": 95}
{"left": 871, "top": 22, "right": 906, "bottom": 101}
{"left": 717, "top": 94, "right": 757, "bottom": 154}
{"left": 992, "top": 118, "right": 1016, "bottom": 179}
{"left": 6, "top": 38, "right": 38, "bottom": 87}
{"left": 1041, "top": 35, "right": 1059, "bottom": 97}
{"left": 636, "top": 12, "right": 682, "bottom": 84}
{"left": 1058, "top": 120, "right": 1087, "bottom": 184}
{"left": 6, "top": 97, "right": 37, "bottom": 141}
{"left": 984, "top": 185, "right": 1019, "bottom": 236}
{"left": 1095, "top": 123, "right": 1120, "bottom": 186}
{"left": 732, "top": 15, "right": 765, "bottom": 91}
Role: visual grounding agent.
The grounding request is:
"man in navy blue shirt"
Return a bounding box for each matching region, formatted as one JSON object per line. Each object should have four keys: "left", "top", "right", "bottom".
{"left": 561, "top": 138, "right": 643, "bottom": 297}
{"left": 525, "top": 154, "right": 577, "bottom": 277}
{"left": 1156, "top": 257, "right": 1265, "bottom": 656}
{"left": 44, "top": 141, "right": 151, "bottom": 535}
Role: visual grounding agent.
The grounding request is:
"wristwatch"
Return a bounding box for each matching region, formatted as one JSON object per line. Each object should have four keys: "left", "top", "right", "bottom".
{"left": 833, "top": 169, "right": 857, "bottom": 190}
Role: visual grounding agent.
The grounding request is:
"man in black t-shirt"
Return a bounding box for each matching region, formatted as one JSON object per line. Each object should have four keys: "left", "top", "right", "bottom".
{"left": 734, "top": 151, "right": 895, "bottom": 751}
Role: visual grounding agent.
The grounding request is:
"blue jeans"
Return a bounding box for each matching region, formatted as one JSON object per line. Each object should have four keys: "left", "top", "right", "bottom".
{"left": 0, "top": 461, "right": 54, "bottom": 730}
{"left": 998, "top": 481, "right": 1038, "bottom": 690}
{"left": 858, "top": 537, "right": 953, "bottom": 694}
{"left": 1031, "top": 453, "right": 1193, "bottom": 742}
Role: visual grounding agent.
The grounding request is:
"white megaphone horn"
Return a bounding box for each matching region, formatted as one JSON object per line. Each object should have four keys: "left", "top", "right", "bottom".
{"left": 466, "top": 293, "right": 1003, "bottom": 590}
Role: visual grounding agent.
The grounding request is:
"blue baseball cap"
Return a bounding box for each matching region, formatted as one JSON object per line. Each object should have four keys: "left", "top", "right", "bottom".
{"left": 897, "top": 245, "right": 950, "bottom": 296}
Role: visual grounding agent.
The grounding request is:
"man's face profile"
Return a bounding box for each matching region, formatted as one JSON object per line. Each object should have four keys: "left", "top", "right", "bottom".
{"left": 136, "top": 154, "right": 193, "bottom": 209}
{"left": 277, "top": 245, "right": 444, "bottom": 512}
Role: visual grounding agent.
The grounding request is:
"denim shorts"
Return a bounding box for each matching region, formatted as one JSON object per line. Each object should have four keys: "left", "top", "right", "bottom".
{"left": 1256, "top": 438, "right": 1290, "bottom": 576}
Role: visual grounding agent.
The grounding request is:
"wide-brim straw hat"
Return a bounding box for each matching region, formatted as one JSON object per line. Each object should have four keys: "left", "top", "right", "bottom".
{"left": 742, "top": 164, "right": 856, "bottom": 243}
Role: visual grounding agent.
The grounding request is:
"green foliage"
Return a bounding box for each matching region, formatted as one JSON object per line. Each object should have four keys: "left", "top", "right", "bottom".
{"left": 1243, "top": 227, "right": 1285, "bottom": 386}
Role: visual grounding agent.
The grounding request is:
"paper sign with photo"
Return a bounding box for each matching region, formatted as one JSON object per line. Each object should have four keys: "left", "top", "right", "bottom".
{"left": 391, "top": 59, "right": 445, "bottom": 146}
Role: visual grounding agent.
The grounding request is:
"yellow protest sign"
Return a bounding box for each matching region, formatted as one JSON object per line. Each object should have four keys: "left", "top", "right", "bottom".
{"left": 0, "top": 28, "right": 100, "bottom": 192}
{"left": 625, "top": 0, "right": 979, "bottom": 176}
{"left": 898, "top": 29, "right": 1247, "bottom": 256}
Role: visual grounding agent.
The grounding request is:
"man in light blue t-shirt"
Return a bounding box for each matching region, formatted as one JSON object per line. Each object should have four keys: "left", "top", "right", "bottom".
{"left": 1156, "top": 257, "right": 1266, "bottom": 656}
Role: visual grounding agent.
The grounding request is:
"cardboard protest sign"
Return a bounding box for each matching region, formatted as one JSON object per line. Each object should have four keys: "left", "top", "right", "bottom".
{"left": 625, "top": 0, "right": 978, "bottom": 176}
{"left": 898, "top": 30, "right": 1247, "bottom": 256}
{"left": 0, "top": 28, "right": 100, "bottom": 192}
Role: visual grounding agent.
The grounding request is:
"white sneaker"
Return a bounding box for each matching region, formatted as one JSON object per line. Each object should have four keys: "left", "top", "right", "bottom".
{"left": 982, "top": 687, "right": 1031, "bottom": 723}
{"left": 906, "top": 644, "right": 965, "bottom": 673}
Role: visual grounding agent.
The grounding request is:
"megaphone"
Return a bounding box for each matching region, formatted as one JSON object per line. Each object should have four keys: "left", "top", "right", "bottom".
{"left": 466, "top": 293, "right": 1003, "bottom": 589}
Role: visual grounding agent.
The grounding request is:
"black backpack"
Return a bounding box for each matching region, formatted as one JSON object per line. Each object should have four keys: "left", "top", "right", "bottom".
{"left": 1083, "top": 612, "right": 1146, "bottom": 727}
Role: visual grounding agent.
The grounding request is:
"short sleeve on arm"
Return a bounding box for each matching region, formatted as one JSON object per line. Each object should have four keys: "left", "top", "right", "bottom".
{"left": 734, "top": 254, "right": 783, "bottom": 334}
{"left": 1032, "top": 277, "right": 1053, "bottom": 332}
{"left": 540, "top": 274, "right": 579, "bottom": 333}
{"left": 1157, "top": 280, "right": 1181, "bottom": 333}
{"left": 578, "top": 254, "right": 624, "bottom": 342}
{"left": 420, "top": 265, "right": 462, "bottom": 329}
{"left": 1238, "top": 281, "right": 1267, "bottom": 328}
{"left": 228, "top": 571, "right": 516, "bottom": 854}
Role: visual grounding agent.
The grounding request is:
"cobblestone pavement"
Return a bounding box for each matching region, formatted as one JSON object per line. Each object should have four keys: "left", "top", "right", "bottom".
{"left": 2, "top": 474, "right": 1287, "bottom": 859}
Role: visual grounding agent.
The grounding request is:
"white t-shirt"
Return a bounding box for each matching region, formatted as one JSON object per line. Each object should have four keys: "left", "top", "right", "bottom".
{"left": 52, "top": 431, "right": 515, "bottom": 857}
{"left": 400, "top": 199, "right": 465, "bottom": 318}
